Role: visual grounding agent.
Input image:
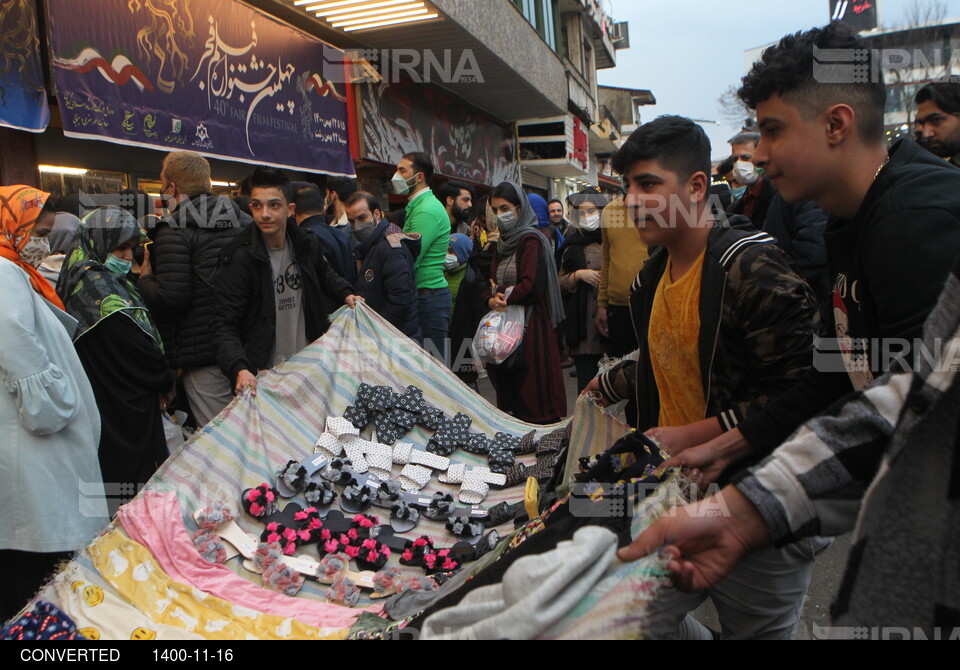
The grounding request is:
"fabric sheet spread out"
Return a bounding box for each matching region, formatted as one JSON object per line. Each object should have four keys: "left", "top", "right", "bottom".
{"left": 26, "top": 305, "right": 641, "bottom": 638}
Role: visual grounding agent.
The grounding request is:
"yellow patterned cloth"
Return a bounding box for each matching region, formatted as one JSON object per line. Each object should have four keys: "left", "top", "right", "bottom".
{"left": 649, "top": 251, "right": 707, "bottom": 427}
{"left": 87, "top": 529, "right": 346, "bottom": 640}
{"left": 43, "top": 563, "right": 204, "bottom": 641}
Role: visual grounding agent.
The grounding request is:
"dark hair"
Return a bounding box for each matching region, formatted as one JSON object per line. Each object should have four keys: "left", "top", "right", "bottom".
{"left": 326, "top": 177, "right": 357, "bottom": 203}
{"left": 236, "top": 175, "right": 253, "bottom": 197}
{"left": 715, "top": 157, "right": 736, "bottom": 177}
{"left": 248, "top": 166, "right": 294, "bottom": 203}
{"left": 611, "top": 115, "right": 711, "bottom": 185}
{"left": 474, "top": 195, "right": 489, "bottom": 223}
{"left": 915, "top": 82, "right": 960, "bottom": 115}
{"left": 118, "top": 188, "right": 154, "bottom": 221}
{"left": 344, "top": 190, "right": 382, "bottom": 216}
{"left": 294, "top": 186, "right": 326, "bottom": 215}
{"left": 491, "top": 182, "right": 521, "bottom": 208}
{"left": 402, "top": 152, "right": 434, "bottom": 185}
{"left": 55, "top": 192, "right": 83, "bottom": 217}
{"left": 547, "top": 199, "right": 564, "bottom": 209}
{"left": 437, "top": 180, "right": 474, "bottom": 208}
{"left": 738, "top": 22, "right": 887, "bottom": 143}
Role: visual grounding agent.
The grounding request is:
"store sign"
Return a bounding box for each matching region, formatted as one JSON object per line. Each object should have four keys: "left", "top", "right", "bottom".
{"left": 829, "top": 0, "right": 879, "bottom": 32}
{"left": 0, "top": 0, "right": 50, "bottom": 133}
{"left": 357, "top": 80, "right": 518, "bottom": 186}
{"left": 47, "top": 0, "right": 354, "bottom": 176}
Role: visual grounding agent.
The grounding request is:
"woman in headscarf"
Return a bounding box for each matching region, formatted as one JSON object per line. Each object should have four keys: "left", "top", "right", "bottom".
{"left": 559, "top": 190, "right": 609, "bottom": 393}
{"left": 482, "top": 182, "right": 567, "bottom": 424}
{"left": 0, "top": 185, "right": 63, "bottom": 308}
{"left": 58, "top": 207, "right": 174, "bottom": 504}
{"left": 0, "top": 186, "right": 108, "bottom": 620}
{"left": 37, "top": 212, "right": 80, "bottom": 289}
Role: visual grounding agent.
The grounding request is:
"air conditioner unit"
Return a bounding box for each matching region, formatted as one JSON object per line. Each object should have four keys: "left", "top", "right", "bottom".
{"left": 610, "top": 22, "right": 630, "bottom": 49}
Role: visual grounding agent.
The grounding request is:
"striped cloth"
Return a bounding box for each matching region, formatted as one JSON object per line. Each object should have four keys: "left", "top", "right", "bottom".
{"left": 36, "top": 304, "right": 633, "bottom": 633}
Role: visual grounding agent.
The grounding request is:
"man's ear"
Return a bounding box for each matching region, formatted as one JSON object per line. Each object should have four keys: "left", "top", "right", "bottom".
{"left": 688, "top": 171, "right": 709, "bottom": 203}
{"left": 288, "top": 203, "right": 296, "bottom": 218}
{"left": 824, "top": 103, "right": 857, "bottom": 146}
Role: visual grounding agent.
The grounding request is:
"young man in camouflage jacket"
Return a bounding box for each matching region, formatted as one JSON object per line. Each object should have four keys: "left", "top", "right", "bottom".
{"left": 584, "top": 116, "right": 823, "bottom": 639}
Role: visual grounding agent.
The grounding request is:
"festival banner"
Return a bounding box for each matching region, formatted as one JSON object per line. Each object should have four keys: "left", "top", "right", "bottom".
{"left": 47, "top": 0, "right": 355, "bottom": 177}
{"left": 0, "top": 0, "right": 50, "bottom": 133}
{"left": 358, "top": 80, "right": 518, "bottom": 186}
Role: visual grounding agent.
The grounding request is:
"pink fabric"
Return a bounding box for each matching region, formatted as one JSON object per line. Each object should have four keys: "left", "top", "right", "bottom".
{"left": 117, "top": 490, "right": 374, "bottom": 630}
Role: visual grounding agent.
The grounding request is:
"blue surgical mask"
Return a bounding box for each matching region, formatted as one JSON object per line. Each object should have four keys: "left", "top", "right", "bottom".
{"left": 731, "top": 185, "right": 747, "bottom": 199}
{"left": 105, "top": 254, "right": 133, "bottom": 276}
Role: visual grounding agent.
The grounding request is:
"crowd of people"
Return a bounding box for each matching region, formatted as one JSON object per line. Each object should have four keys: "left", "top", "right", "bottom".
{"left": 2, "top": 20, "right": 960, "bottom": 635}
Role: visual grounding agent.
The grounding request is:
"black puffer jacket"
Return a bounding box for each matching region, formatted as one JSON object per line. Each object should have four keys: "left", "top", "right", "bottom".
{"left": 137, "top": 194, "right": 250, "bottom": 369}
{"left": 212, "top": 222, "right": 353, "bottom": 385}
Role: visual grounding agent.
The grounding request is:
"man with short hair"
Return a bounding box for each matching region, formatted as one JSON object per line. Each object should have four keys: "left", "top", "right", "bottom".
{"left": 137, "top": 151, "right": 250, "bottom": 427}
{"left": 631, "top": 27, "right": 960, "bottom": 630}
{"left": 325, "top": 177, "right": 357, "bottom": 234}
{"left": 583, "top": 115, "right": 822, "bottom": 639}
{"left": 915, "top": 81, "right": 960, "bottom": 168}
{"left": 726, "top": 131, "right": 776, "bottom": 230}
{"left": 392, "top": 151, "right": 451, "bottom": 359}
{"left": 437, "top": 180, "right": 474, "bottom": 236}
{"left": 548, "top": 198, "right": 569, "bottom": 234}
{"left": 294, "top": 185, "right": 354, "bottom": 284}
{"left": 621, "top": 29, "right": 960, "bottom": 635}
{"left": 212, "top": 167, "right": 360, "bottom": 397}
{"left": 345, "top": 191, "right": 421, "bottom": 340}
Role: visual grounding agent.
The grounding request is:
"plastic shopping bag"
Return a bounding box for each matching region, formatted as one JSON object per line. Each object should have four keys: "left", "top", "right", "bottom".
{"left": 472, "top": 305, "right": 526, "bottom": 366}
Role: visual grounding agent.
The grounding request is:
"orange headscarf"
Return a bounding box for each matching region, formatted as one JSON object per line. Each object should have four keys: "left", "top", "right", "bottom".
{"left": 0, "top": 185, "right": 65, "bottom": 309}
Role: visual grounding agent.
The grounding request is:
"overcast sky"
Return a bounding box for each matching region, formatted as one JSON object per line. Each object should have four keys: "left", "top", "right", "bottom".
{"left": 600, "top": 0, "right": 960, "bottom": 159}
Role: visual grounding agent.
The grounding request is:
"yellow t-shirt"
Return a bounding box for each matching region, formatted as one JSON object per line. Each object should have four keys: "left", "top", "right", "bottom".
{"left": 649, "top": 250, "right": 707, "bottom": 427}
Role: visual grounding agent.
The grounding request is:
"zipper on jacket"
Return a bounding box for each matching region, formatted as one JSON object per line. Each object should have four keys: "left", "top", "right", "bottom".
{"left": 704, "top": 278, "right": 726, "bottom": 408}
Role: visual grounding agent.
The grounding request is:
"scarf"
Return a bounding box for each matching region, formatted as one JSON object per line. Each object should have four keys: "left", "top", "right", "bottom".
{"left": 560, "top": 225, "right": 603, "bottom": 347}
{"left": 495, "top": 182, "right": 565, "bottom": 328}
{"left": 57, "top": 206, "right": 163, "bottom": 349}
{"left": 0, "top": 185, "right": 65, "bottom": 309}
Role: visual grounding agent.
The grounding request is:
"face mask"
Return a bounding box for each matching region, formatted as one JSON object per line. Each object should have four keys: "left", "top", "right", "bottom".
{"left": 581, "top": 213, "right": 601, "bottom": 231}
{"left": 353, "top": 217, "right": 379, "bottom": 243}
{"left": 731, "top": 185, "right": 747, "bottom": 199}
{"left": 733, "top": 160, "right": 759, "bottom": 186}
{"left": 105, "top": 254, "right": 133, "bottom": 277}
{"left": 19, "top": 235, "right": 50, "bottom": 268}
{"left": 444, "top": 253, "right": 462, "bottom": 272}
{"left": 391, "top": 172, "right": 417, "bottom": 196}
{"left": 497, "top": 211, "right": 519, "bottom": 232}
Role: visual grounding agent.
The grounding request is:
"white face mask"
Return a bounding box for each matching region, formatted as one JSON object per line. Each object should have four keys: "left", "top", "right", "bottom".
{"left": 391, "top": 172, "right": 417, "bottom": 196}
{"left": 444, "top": 253, "right": 461, "bottom": 271}
{"left": 497, "top": 211, "right": 519, "bottom": 232}
{"left": 580, "top": 212, "right": 601, "bottom": 231}
{"left": 733, "top": 160, "right": 759, "bottom": 186}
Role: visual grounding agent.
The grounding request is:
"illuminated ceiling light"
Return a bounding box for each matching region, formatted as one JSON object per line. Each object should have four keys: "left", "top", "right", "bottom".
{"left": 38, "top": 164, "right": 88, "bottom": 175}
{"left": 341, "top": 11, "right": 439, "bottom": 30}
{"left": 317, "top": 0, "right": 419, "bottom": 17}
{"left": 211, "top": 181, "right": 236, "bottom": 187}
{"left": 332, "top": 8, "right": 430, "bottom": 27}
{"left": 302, "top": 0, "right": 367, "bottom": 10}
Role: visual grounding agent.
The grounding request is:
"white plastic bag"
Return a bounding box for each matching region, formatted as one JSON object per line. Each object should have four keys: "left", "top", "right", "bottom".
{"left": 472, "top": 305, "right": 526, "bottom": 366}
{"left": 161, "top": 410, "right": 188, "bottom": 454}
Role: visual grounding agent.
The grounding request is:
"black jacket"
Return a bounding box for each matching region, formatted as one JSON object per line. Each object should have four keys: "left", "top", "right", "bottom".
{"left": 599, "top": 217, "right": 820, "bottom": 439}
{"left": 762, "top": 194, "right": 831, "bottom": 310}
{"left": 301, "top": 214, "right": 356, "bottom": 284}
{"left": 212, "top": 221, "right": 353, "bottom": 385}
{"left": 739, "top": 139, "right": 960, "bottom": 456}
{"left": 137, "top": 194, "right": 249, "bottom": 370}
{"left": 727, "top": 177, "right": 777, "bottom": 230}
{"left": 353, "top": 221, "right": 422, "bottom": 339}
